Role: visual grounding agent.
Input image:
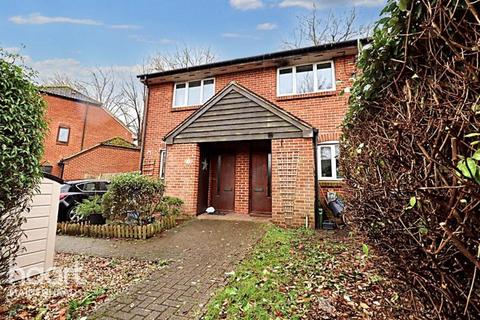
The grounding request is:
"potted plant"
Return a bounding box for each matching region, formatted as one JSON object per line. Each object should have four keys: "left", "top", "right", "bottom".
{"left": 76, "top": 195, "right": 105, "bottom": 225}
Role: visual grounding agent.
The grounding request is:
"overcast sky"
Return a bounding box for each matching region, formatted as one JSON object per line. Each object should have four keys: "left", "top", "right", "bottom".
{"left": 0, "top": 0, "right": 385, "bottom": 82}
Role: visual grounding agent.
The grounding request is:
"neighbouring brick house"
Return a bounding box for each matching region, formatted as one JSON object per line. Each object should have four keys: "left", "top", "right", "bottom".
{"left": 139, "top": 40, "right": 358, "bottom": 228}
{"left": 40, "top": 86, "right": 140, "bottom": 180}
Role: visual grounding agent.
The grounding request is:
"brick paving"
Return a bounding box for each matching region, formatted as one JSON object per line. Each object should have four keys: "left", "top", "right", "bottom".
{"left": 57, "top": 219, "right": 266, "bottom": 319}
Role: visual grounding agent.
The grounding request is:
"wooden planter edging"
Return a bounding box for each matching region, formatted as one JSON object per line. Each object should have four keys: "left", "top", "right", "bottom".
{"left": 57, "top": 216, "right": 176, "bottom": 239}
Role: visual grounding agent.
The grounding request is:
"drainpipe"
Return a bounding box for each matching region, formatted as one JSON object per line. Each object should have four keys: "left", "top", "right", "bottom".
{"left": 312, "top": 128, "right": 320, "bottom": 229}
{"left": 80, "top": 104, "right": 90, "bottom": 150}
{"left": 139, "top": 80, "right": 150, "bottom": 174}
{"left": 59, "top": 161, "right": 65, "bottom": 180}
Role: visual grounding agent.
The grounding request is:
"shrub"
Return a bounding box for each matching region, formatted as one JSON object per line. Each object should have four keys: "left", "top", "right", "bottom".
{"left": 341, "top": 1, "right": 479, "bottom": 317}
{"left": 157, "top": 196, "right": 184, "bottom": 216}
{"left": 102, "top": 173, "right": 164, "bottom": 224}
{"left": 0, "top": 49, "right": 47, "bottom": 301}
{"left": 75, "top": 196, "right": 102, "bottom": 220}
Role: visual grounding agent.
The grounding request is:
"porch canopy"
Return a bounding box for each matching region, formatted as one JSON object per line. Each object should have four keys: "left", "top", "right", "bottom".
{"left": 164, "top": 82, "right": 314, "bottom": 144}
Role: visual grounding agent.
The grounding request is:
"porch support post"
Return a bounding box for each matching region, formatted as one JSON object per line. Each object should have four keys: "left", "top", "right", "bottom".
{"left": 164, "top": 143, "right": 200, "bottom": 215}
{"left": 234, "top": 143, "right": 250, "bottom": 214}
{"left": 271, "top": 138, "right": 315, "bottom": 228}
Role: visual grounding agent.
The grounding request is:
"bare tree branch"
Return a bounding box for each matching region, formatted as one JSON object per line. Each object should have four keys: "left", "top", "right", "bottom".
{"left": 283, "top": 6, "right": 371, "bottom": 48}
{"left": 118, "top": 76, "right": 144, "bottom": 144}
{"left": 45, "top": 45, "right": 216, "bottom": 146}
{"left": 147, "top": 44, "right": 217, "bottom": 72}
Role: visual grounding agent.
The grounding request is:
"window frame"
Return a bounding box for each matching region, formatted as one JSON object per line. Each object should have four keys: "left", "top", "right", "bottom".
{"left": 172, "top": 78, "right": 215, "bottom": 108}
{"left": 277, "top": 60, "right": 336, "bottom": 97}
{"left": 317, "top": 141, "right": 342, "bottom": 181}
{"left": 159, "top": 149, "right": 166, "bottom": 180}
{"left": 57, "top": 126, "right": 70, "bottom": 144}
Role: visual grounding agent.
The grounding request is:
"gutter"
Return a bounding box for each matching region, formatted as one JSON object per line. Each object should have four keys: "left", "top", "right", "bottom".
{"left": 312, "top": 128, "right": 320, "bottom": 229}
{"left": 138, "top": 38, "right": 366, "bottom": 81}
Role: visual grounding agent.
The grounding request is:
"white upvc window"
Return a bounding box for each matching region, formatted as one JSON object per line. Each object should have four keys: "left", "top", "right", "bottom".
{"left": 57, "top": 126, "right": 70, "bottom": 143}
{"left": 159, "top": 149, "right": 166, "bottom": 180}
{"left": 173, "top": 78, "right": 215, "bottom": 107}
{"left": 277, "top": 61, "right": 335, "bottom": 96}
{"left": 317, "top": 142, "right": 342, "bottom": 180}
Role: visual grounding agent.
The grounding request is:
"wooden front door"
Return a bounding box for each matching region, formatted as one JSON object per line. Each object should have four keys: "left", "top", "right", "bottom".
{"left": 250, "top": 151, "right": 272, "bottom": 215}
{"left": 211, "top": 153, "right": 235, "bottom": 212}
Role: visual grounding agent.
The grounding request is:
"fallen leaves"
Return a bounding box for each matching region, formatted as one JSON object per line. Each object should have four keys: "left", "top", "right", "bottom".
{"left": 3, "top": 253, "right": 167, "bottom": 320}
{"left": 206, "top": 226, "right": 428, "bottom": 319}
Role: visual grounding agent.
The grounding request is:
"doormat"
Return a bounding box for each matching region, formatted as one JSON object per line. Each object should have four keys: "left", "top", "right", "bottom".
{"left": 204, "top": 207, "right": 226, "bottom": 216}
{"left": 207, "top": 211, "right": 226, "bottom": 216}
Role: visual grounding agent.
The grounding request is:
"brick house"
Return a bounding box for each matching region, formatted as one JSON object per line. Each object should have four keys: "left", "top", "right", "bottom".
{"left": 139, "top": 40, "right": 358, "bottom": 228}
{"left": 40, "top": 86, "right": 140, "bottom": 180}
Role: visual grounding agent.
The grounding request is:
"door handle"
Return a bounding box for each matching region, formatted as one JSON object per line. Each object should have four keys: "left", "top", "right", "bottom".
{"left": 254, "top": 187, "right": 264, "bottom": 192}
{"left": 224, "top": 187, "right": 233, "bottom": 191}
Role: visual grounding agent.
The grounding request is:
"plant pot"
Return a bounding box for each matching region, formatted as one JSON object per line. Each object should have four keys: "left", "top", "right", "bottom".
{"left": 89, "top": 213, "right": 106, "bottom": 225}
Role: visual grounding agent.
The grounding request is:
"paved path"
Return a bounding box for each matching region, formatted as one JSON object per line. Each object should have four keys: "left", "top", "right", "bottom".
{"left": 56, "top": 219, "right": 266, "bottom": 319}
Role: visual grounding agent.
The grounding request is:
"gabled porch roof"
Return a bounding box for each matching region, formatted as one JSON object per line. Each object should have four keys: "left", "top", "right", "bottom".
{"left": 164, "top": 82, "right": 314, "bottom": 144}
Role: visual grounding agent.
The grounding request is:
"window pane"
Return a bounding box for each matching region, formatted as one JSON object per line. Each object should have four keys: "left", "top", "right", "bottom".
{"left": 58, "top": 127, "right": 69, "bottom": 142}
{"left": 278, "top": 68, "right": 293, "bottom": 95}
{"left": 321, "top": 160, "right": 332, "bottom": 177}
{"left": 174, "top": 83, "right": 186, "bottom": 106}
{"left": 84, "top": 183, "right": 95, "bottom": 191}
{"left": 320, "top": 146, "right": 333, "bottom": 178}
{"left": 296, "top": 65, "right": 314, "bottom": 93}
{"left": 317, "top": 63, "right": 333, "bottom": 90}
{"left": 320, "top": 146, "right": 332, "bottom": 160}
{"left": 96, "top": 182, "right": 108, "bottom": 191}
{"left": 335, "top": 144, "right": 342, "bottom": 178}
{"left": 202, "top": 79, "right": 214, "bottom": 102}
{"left": 159, "top": 150, "right": 166, "bottom": 179}
{"left": 188, "top": 81, "right": 202, "bottom": 105}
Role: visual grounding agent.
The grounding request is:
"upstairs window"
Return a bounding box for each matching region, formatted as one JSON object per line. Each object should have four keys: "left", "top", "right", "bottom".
{"left": 57, "top": 126, "right": 70, "bottom": 144}
{"left": 318, "top": 142, "right": 342, "bottom": 180}
{"left": 277, "top": 61, "right": 335, "bottom": 96}
{"left": 173, "top": 78, "right": 215, "bottom": 107}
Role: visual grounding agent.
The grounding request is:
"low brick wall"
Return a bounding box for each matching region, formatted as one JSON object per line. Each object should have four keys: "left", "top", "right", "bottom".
{"left": 62, "top": 144, "right": 140, "bottom": 180}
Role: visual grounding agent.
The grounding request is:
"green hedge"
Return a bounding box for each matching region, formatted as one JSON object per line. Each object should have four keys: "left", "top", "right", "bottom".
{"left": 0, "top": 49, "right": 47, "bottom": 300}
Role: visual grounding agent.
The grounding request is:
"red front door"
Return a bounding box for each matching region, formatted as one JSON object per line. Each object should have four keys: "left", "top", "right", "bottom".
{"left": 250, "top": 151, "right": 272, "bottom": 215}
{"left": 211, "top": 153, "right": 235, "bottom": 213}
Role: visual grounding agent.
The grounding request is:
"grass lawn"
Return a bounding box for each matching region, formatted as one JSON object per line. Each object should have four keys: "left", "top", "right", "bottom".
{"left": 204, "top": 225, "right": 425, "bottom": 319}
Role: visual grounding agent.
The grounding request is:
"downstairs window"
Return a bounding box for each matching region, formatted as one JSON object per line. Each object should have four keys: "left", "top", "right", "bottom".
{"left": 318, "top": 142, "right": 342, "bottom": 180}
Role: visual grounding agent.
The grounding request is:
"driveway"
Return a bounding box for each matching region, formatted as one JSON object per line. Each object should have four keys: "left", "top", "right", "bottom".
{"left": 56, "top": 219, "right": 267, "bottom": 319}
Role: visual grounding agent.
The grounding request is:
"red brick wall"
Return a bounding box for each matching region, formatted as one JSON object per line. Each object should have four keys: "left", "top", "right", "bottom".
{"left": 234, "top": 146, "right": 250, "bottom": 214}
{"left": 142, "top": 54, "right": 354, "bottom": 227}
{"left": 271, "top": 138, "right": 315, "bottom": 228}
{"left": 42, "top": 94, "right": 134, "bottom": 177}
{"left": 142, "top": 55, "right": 355, "bottom": 175}
{"left": 82, "top": 106, "right": 133, "bottom": 148}
{"left": 164, "top": 143, "right": 200, "bottom": 214}
{"left": 43, "top": 95, "right": 89, "bottom": 177}
{"left": 62, "top": 146, "right": 140, "bottom": 180}
{"left": 163, "top": 138, "right": 317, "bottom": 227}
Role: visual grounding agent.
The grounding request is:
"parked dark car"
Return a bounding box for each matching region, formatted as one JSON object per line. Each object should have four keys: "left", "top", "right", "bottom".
{"left": 58, "top": 180, "right": 109, "bottom": 222}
